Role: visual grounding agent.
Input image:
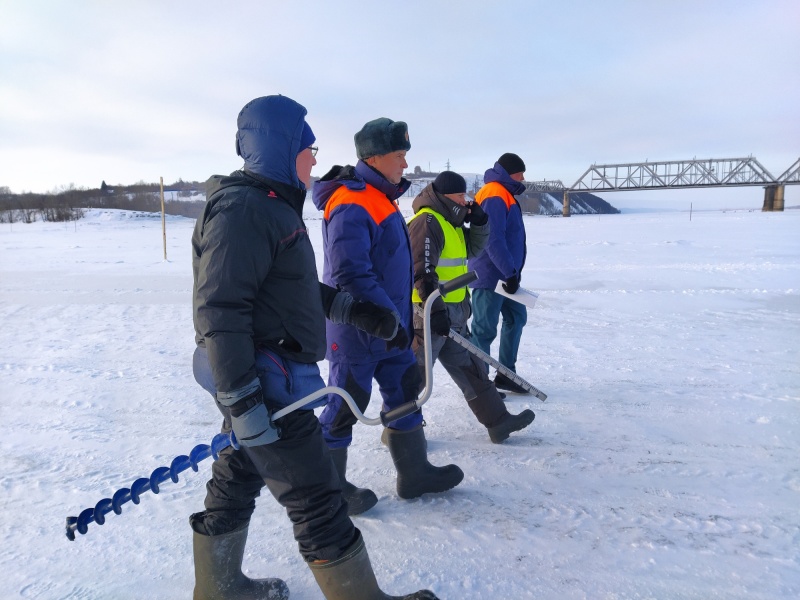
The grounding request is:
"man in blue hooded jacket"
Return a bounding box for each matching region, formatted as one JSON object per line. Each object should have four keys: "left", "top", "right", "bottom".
{"left": 314, "top": 118, "right": 464, "bottom": 515}
{"left": 191, "top": 96, "right": 438, "bottom": 600}
{"left": 468, "top": 153, "right": 530, "bottom": 394}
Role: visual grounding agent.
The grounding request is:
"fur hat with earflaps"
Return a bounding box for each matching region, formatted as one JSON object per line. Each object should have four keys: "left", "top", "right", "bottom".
{"left": 354, "top": 118, "right": 411, "bottom": 159}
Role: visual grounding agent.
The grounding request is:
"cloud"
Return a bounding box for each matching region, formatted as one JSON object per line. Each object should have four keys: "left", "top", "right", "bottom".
{"left": 1, "top": 0, "right": 798, "bottom": 207}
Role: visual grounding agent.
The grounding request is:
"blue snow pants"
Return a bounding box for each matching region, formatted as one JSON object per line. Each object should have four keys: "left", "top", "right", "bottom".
{"left": 319, "top": 349, "right": 424, "bottom": 448}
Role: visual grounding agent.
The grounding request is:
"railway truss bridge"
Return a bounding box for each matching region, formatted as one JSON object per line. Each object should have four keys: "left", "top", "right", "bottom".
{"left": 527, "top": 156, "right": 800, "bottom": 216}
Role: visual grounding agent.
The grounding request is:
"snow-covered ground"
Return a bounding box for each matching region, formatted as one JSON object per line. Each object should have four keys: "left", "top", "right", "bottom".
{"left": 1, "top": 202, "right": 798, "bottom": 599}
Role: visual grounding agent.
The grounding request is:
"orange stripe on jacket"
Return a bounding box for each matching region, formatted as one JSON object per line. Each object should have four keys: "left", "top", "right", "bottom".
{"left": 475, "top": 181, "right": 516, "bottom": 210}
{"left": 323, "top": 184, "right": 400, "bottom": 224}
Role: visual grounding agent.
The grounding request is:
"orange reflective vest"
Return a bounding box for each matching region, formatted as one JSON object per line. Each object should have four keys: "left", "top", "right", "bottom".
{"left": 324, "top": 184, "right": 399, "bottom": 225}
{"left": 475, "top": 181, "right": 516, "bottom": 210}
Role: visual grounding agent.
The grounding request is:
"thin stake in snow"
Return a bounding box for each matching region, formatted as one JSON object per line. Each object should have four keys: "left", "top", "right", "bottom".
{"left": 160, "top": 176, "right": 167, "bottom": 261}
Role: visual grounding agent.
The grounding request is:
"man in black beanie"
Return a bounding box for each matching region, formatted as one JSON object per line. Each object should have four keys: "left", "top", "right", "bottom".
{"left": 467, "top": 153, "right": 530, "bottom": 394}
{"left": 407, "top": 171, "right": 535, "bottom": 442}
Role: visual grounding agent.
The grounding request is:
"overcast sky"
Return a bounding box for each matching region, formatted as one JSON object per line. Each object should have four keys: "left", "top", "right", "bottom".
{"left": 2, "top": 0, "right": 798, "bottom": 209}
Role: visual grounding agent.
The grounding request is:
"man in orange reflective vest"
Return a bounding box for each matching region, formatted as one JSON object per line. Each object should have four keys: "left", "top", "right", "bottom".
{"left": 468, "top": 153, "right": 530, "bottom": 394}
{"left": 313, "top": 118, "right": 464, "bottom": 516}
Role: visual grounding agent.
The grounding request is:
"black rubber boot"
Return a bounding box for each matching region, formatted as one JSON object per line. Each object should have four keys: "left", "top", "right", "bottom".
{"left": 309, "top": 533, "right": 440, "bottom": 599}
{"left": 488, "top": 409, "right": 535, "bottom": 443}
{"left": 329, "top": 446, "right": 378, "bottom": 516}
{"left": 465, "top": 386, "right": 534, "bottom": 444}
{"left": 381, "top": 424, "right": 426, "bottom": 449}
{"left": 190, "top": 514, "right": 289, "bottom": 600}
{"left": 385, "top": 425, "right": 464, "bottom": 499}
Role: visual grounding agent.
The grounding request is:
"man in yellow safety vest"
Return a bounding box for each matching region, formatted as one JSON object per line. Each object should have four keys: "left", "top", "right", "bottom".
{"left": 407, "top": 171, "right": 535, "bottom": 443}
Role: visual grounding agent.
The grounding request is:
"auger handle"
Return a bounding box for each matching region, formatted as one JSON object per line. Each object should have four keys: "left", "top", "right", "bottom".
{"left": 375, "top": 273, "right": 477, "bottom": 426}
{"left": 438, "top": 271, "right": 478, "bottom": 298}
{"left": 379, "top": 401, "right": 420, "bottom": 425}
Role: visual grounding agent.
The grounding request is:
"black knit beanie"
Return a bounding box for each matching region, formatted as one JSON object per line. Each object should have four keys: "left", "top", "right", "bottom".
{"left": 497, "top": 153, "right": 526, "bottom": 175}
{"left": 432, "top": 171, "right": 466, "bottom": 195}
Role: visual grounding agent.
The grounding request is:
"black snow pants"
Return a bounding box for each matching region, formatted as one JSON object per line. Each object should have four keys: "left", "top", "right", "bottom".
{"left": 413, "top": 301, "right": 506, "bottom": 428}
{"left": 192, "top": 346, "right": 357, "bottom": 563}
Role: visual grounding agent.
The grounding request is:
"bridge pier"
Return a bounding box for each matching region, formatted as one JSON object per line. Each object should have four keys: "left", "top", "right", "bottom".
{"left": 562, "top": 191, "right": 571, "bottom": 217}
{"left": 762, "top": 185, "right": 785, "bottom": 211}
{"left": 774, "top": 185, "right": 785, "bottom": 211}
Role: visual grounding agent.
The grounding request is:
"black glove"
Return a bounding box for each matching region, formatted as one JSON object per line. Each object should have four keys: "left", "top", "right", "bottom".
{"left": 320, "top": 283, "right": 400, "bottom": 340}
{"left": 349, "top": 301, "right": 400, "bottom": 340}
{"left": 502, "top": 274, "right": 520, "bottom": 294}
{"left": 319, "top": 282, "right": 340, "bottom": 314}
{"left": 386, "top": 327, "right": 410, "bottom": 351}
{"left": 417, "top": 278, "right": 437, "bottom": 303}
{"left": 430, "top": 309, "right": 451, "bottom": 336}
{"left": 465, "top": 202, "right": 488, "bottom": 226}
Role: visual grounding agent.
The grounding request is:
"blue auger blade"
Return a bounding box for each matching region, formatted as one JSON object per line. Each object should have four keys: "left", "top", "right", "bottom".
{"left": 189, "top": 444, "right": 211, "bottom": 470}
{"left": 93, "top": 499, "right": 114, "bottom": 525}
{"left": 130, "top": 477, "right": 151, "bottom": 504}
{"left": 169, "top": 455, "right": 192, "bottom": 482}
{"left": 65, "top": 432, "right": 237, "bottom": 541}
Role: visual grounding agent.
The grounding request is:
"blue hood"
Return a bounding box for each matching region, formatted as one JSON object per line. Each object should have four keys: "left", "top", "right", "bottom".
{"left": 484, "top": 161, "right": 526, "bottom": 196}
{"left": 235, "top": 95, "right": 309, "bottom": 190}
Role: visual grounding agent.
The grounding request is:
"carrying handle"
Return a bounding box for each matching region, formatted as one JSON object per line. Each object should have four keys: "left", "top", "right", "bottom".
{"left": 378, "top": 270, "right": 478, "bottom": 427}
{"left": 380, "top": 401, "right": 420, "bottom": 425}
{"left": 439, "top": 271, "right": 478, "bottom": 298}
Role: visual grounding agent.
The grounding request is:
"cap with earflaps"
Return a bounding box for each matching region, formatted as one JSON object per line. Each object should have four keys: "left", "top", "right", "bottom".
{"left": 354, "top": 118, "right": 411, "bottom": 160}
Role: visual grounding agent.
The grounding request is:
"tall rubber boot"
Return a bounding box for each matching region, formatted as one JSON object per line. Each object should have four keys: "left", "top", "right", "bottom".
{"left": 487, "top": 409, "right": 535, "bottom": 444}
{"left": 309, "top": 533, "right": 440, "bottom": 599}
{"left": 465, "top": 383, "right": 535, "bottom": 444}
{"left": 191, "top": 514, "right": 289, "bottom": 600}
{"left": 380, "top": 423, "right": 426, "bottom": 449}
{"left": 385, "top": 425, "right": 464, "bottom": 500}
{"left": 329, "top": 446, "right": 378, "bottom": 516}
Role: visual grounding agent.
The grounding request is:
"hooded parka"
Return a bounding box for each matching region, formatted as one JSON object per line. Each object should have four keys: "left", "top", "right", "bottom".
{"left": 190, "top": 95, "right": 355, "bottom": 562}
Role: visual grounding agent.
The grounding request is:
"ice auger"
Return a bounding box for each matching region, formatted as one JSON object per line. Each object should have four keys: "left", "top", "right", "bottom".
{"left": 65, "top": 271, "right": 478, "bottom": 541}
{"left": 65, "top": 431, "right": 238, "bottom": 541}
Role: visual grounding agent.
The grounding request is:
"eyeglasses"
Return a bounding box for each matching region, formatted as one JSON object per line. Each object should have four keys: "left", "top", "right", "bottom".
{"left": 308, "top": 146, "right": 318, "bottom": 157}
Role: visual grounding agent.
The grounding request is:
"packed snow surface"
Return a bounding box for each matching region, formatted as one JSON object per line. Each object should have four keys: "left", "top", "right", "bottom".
{"left": 1, "top": 203, "right": 798, "bottom": 599}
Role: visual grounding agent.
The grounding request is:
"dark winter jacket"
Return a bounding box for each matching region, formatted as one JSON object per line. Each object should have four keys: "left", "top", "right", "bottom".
{"left": 312, "top": 161, "right": 413, "bottom": 362}
{"left": 193, "top": 97, "right": 325, "bottom": 397}
{"left": 407, "top": 183, "right": 490, "bottom": 326}
{"left": 468, "top": 162, "right": 527, "bottom": 289}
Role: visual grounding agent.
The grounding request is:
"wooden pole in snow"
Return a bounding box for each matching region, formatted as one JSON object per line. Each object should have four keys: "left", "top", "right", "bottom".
{"left": 160, "top": 177, "right": 167, "bottom": 261}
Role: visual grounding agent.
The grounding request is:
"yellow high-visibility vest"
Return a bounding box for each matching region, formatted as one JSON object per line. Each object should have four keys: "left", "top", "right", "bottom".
{"left": 408, "top": 207, "right": 467, "bottom": 303}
